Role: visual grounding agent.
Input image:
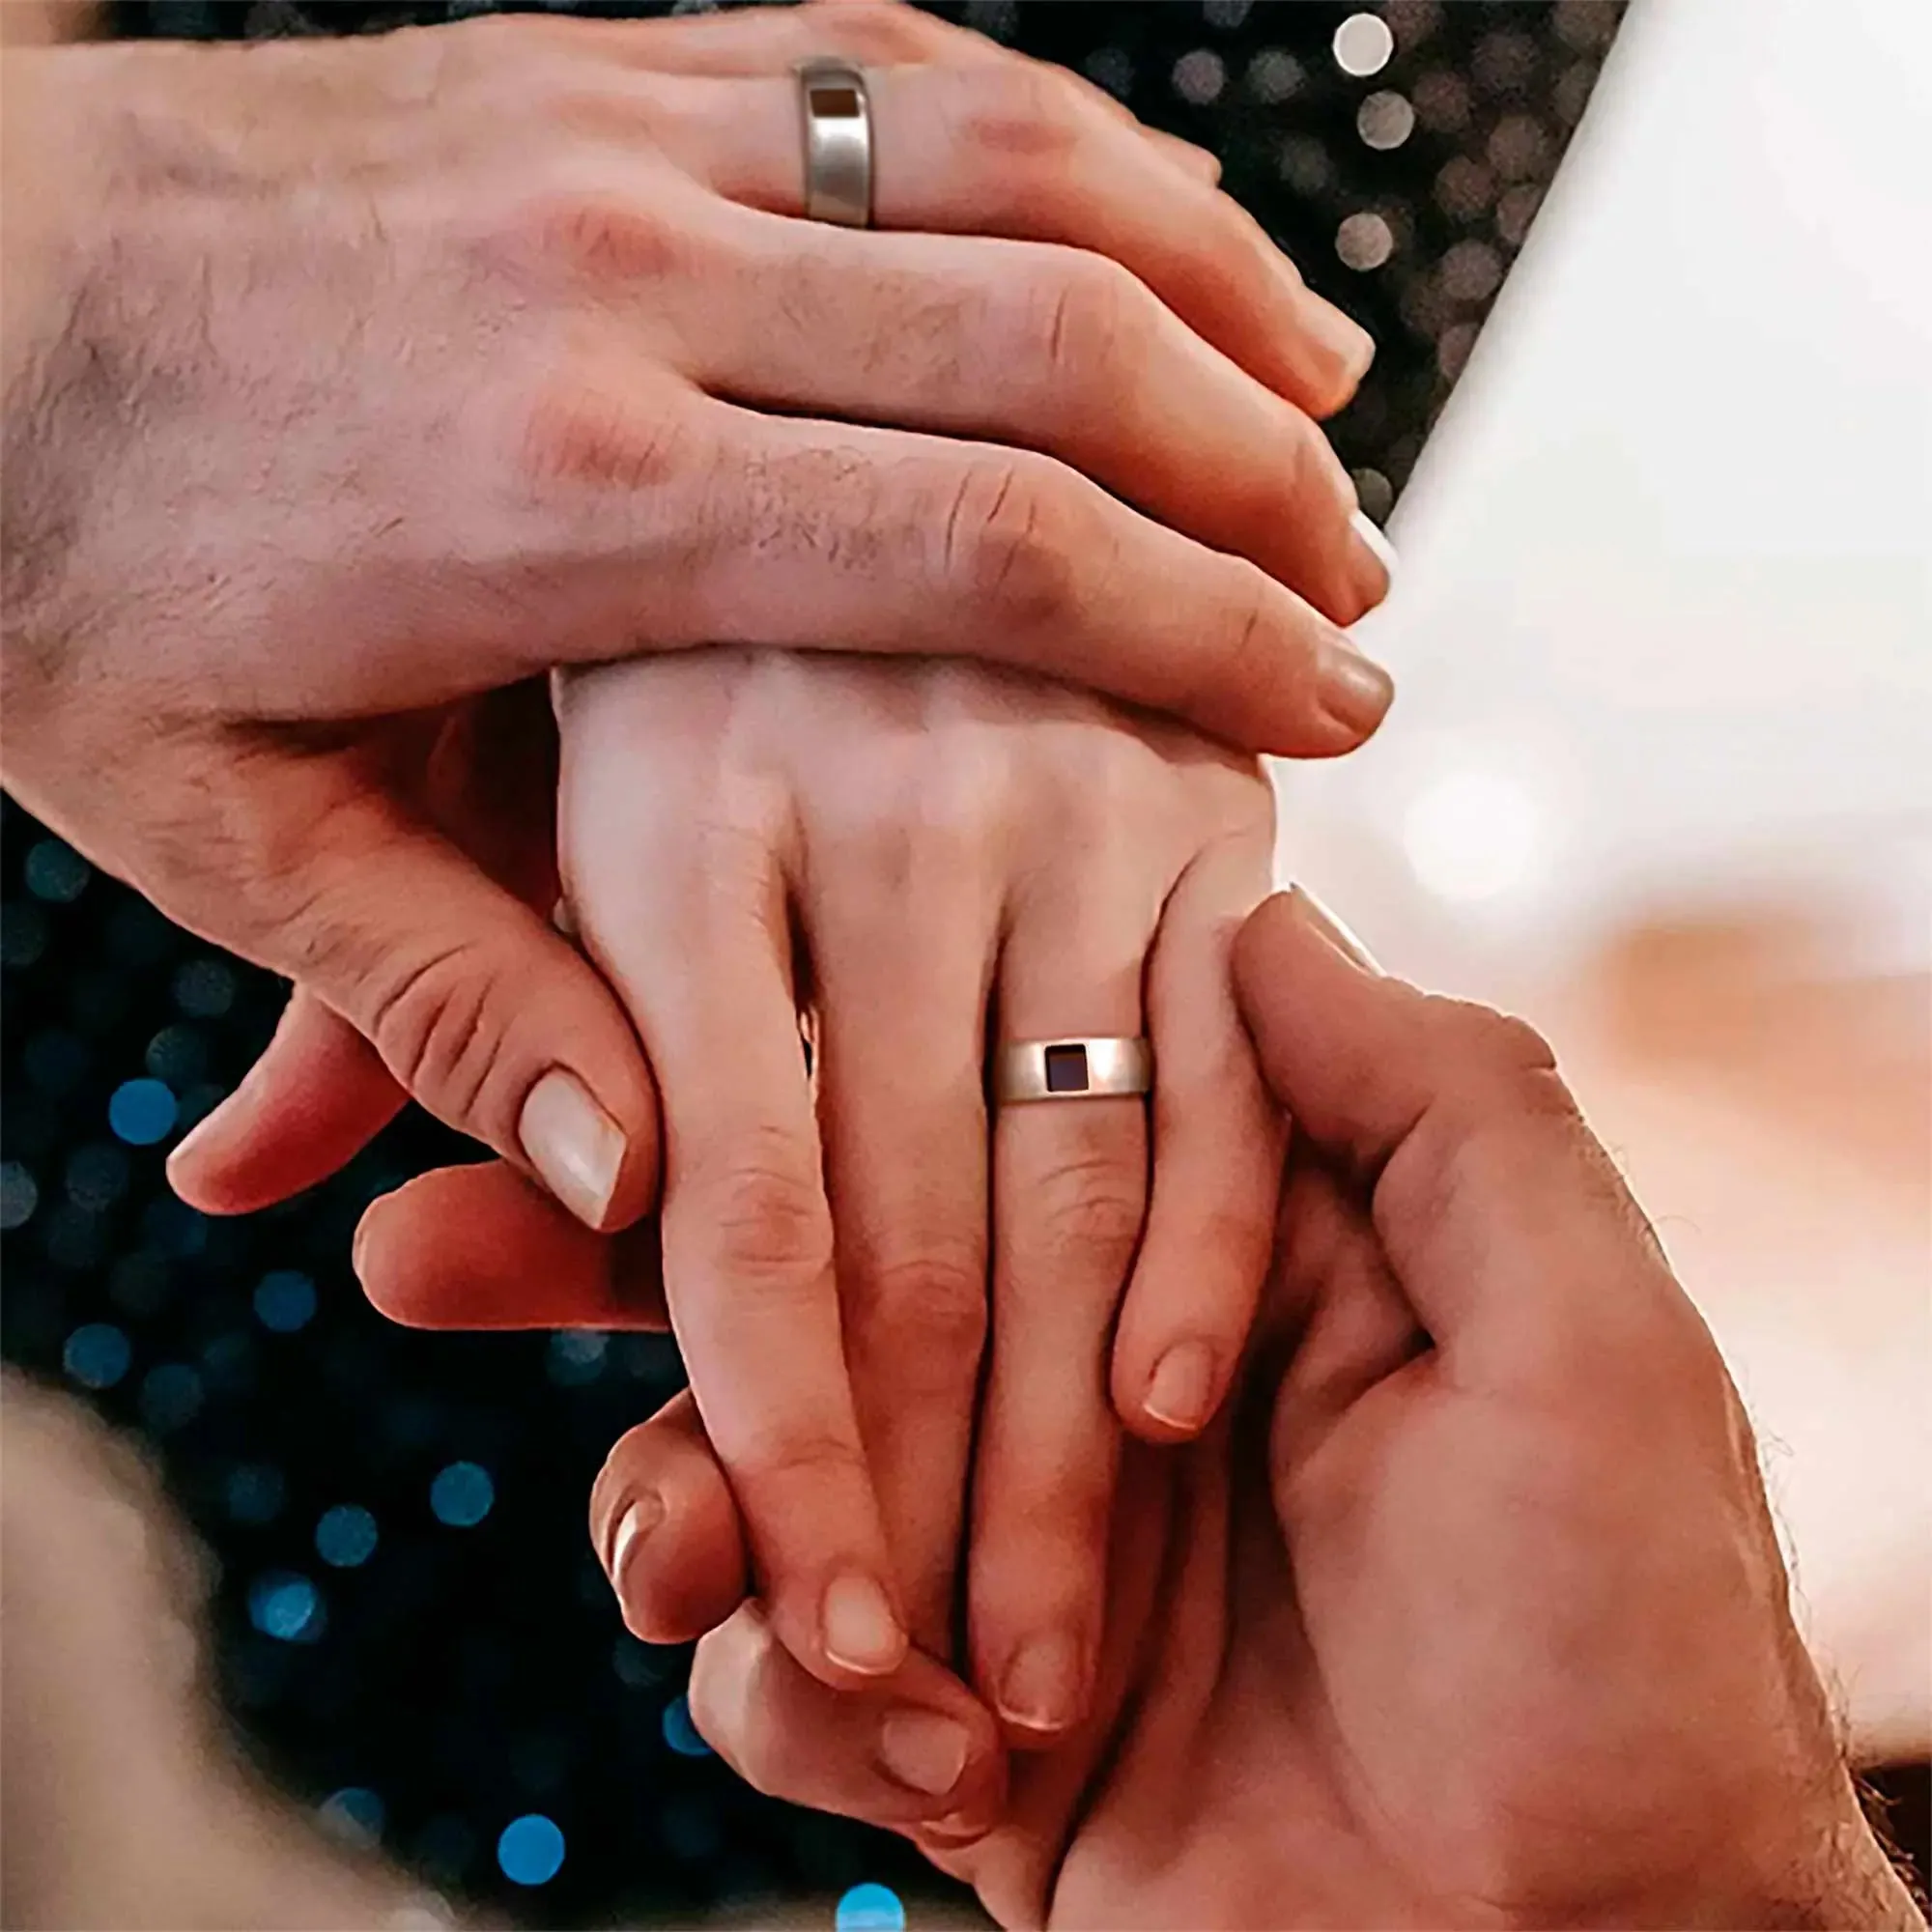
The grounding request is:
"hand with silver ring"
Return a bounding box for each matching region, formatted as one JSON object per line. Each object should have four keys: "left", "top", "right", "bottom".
{"left": 109, "top": 0, "right": 1403, "bottom": 1248}
{"left": 535, "top": 650, "right": 1283, "bottom": 1729}
{"left": 243, "top": 652, "right": 1279, "bottom": 1761}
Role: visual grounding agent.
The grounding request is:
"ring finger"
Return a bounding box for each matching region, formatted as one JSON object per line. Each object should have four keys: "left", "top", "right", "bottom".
{"left": 968, "top": 866, "right": 1161, "bottom": 1744}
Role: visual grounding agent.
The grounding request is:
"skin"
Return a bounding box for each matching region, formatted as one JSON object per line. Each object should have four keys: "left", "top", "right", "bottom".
{"left": 1, "top": 0, "right": 1391, "bottom": 1253}
{"left": 550, "top": 651, "right": 1283, "bottom": 1712}
{"left": 577, "top": 893, "right": 1919, "bottom": 1931}
{"left": 174, "top": 652, "right": 1288, "bottom": 1721}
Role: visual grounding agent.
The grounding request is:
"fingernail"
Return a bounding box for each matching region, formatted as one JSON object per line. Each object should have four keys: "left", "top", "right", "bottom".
{"left": 876, "top": 1708, "right": 973, "bottom": 1799}
{"left": 998, "top": 1630, "right": 1083, "bottom": 1735}
{"left": 922, "top": 1810, "right": 988, "bottom": 1845}
{"left": 1299, "top": 293, "right": 1377, "bottom": 389}
{"left": 821, "top": 1573, "right": 906, "bottom": 1677}
{"left": 519, "top": 1069, "right": 624, "bottom": 1229}
{"left": 1315, "top": 632, "right": 1395, "bottom": 738}
{"left": 1287, "top": 884, "right": 1383, "bottom": 974}
{"left": 1144, "top": 1341, "right": 1218, "bottom": 1432}
{"left": 606, "top": 1493, "right": 663, "bottom": 1591}
{"left": 351, "top": 1212, "right": 372, "bottom": 1282}
{"left": 1350, "top": 507, "right": 1399, "bottom": 583}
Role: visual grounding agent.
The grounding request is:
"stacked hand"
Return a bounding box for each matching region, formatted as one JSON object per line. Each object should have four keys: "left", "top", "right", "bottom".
{"left": 4, "top": 0, "right": 1389, "bottom": 1239}
{"left": 561, "top": 896, "right": 1921, "bottom": 1928}
{"left": 3, "top": 0, "right": 1399, "bottom": 1723}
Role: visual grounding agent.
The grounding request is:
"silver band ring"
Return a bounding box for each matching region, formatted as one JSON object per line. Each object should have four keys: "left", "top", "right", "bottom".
{"left": 798, "top": 58, "right": 872, "bottom": 228}
{"left": 990, "top": 1037, "right": 1152, "bottom": 1106}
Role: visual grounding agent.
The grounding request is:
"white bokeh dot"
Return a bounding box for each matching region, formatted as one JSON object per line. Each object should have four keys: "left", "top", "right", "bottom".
{"left": 1333, "top": 13, "right": 1395, "bottom": 79}
{"left": 1336, "top": 211, "right": 1395, "bottom": 270}
{"left": 1402, "top": 769, "right": 1545, "bottom": 902}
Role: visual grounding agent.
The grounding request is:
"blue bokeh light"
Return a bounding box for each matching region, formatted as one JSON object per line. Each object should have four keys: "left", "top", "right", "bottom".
{"left": 64, "top": 1321, "right": 130, "bottom": 1390}
{"left": 316, "top": 1503, "right": 380, "bottom": 1569}
{"left": 430, "top": 1461, "right": 495, "bottom": 1528}
{"left": 253, "top": 1269, "right": 317, "bottom": 1333}
{"left": 0, "top": 1160, "right": 40, "bottom": 1231}
{"left": 660, "top": 1695, "right": 712, "bottom": 1758}
{"left": 139, "top": 1362, "right": 204, "bottom": 1433}
{"left": 226, "top": 1463, "right": 285, "bottom": 1526}
{"left": 497, "top": 1813, "right": 565, "bottom": 1887}
{"left": 837, "top": 1883, "right": 908, "bottom": 1932}
{"left": 247, "top": 1571, "right": 326, "bottom": 1643}
{"left": 23, "top": 838, "right": 90, "bottom": 904}
{"left": 108, "top": 1077, "right": 177, "bottom": 1146}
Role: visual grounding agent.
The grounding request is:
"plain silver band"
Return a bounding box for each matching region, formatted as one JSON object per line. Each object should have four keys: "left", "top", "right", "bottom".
{"left": 798, "top": 59, "right": 872, "bottom": 228}
{"left": 990, "top": 1037, "right": 1152, "bottom": 1106}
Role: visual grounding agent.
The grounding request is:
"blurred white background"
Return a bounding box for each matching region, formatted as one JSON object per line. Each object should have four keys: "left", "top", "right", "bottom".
{"left": 1277, "top": 0, "right": 1930, "bottom": 1760}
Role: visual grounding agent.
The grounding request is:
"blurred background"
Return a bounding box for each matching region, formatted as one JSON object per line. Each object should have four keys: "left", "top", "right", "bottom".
{"left": 3, "top": 2, "right": 1926, "bottom": 1926}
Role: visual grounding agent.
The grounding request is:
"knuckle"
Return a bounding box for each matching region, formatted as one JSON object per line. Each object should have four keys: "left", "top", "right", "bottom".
{"left": 516, "top": 372, "right": 697, "bottom": 496}
{"left": 847, "top": 1249, "right": 989, "bottom": 1372}
{"left": 1030, "top": 1148, "right": 1147, "bottom": 1264}
{"left": 695, "top": 1139, "right": 833, "bottom": 1291}
{"left": 360, "top": 938, "right": 508, "bottom": 1126}
{"left": 737, "top": 1424, "right": 868, "bottom": 1507}
{"left": 1023, "top": 252, "right": 1143, "bottom": 407}
{"left": 819, "top": 2, "right": 948, "bottom": 64}
{"left": 507, "top": 182, "right": 704, "bottom": 290}
{"left": 1427, "top": 998, "right": 1561, "bottom": 1088}
{"left": 935, "top": 456, "right": 1084, "bottom": 632}
{"left": 944, "top": 58, "right": 1088, "bottom": 167}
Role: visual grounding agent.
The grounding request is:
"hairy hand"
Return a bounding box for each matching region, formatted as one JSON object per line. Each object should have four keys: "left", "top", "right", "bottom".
{"left": 594, "top": 892, "right": 1918, "bottom": 1931}
{"left": 3, "top": 2, "right": 1390, "bottom": 1230}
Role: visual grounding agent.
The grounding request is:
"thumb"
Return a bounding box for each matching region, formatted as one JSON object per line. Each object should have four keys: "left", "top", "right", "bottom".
{"left": 1233, "top": 888, "right": 1685, "bottom": 1378}
{"left": 231, "top": 781, "right": 661, "bottom": 1234}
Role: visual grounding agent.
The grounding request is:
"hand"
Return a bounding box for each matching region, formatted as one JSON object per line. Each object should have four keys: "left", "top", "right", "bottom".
{"left": 187, "top": 646, "right": 1284, "bottom": 1738}
{"left": 2, "top": 4, "right": 1391, "bottom": 1230}
{"left": 591, "top": 892, "right": 1922, "bottom": 1929}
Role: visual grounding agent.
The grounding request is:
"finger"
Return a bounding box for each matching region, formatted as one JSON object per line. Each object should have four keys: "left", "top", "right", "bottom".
{"left": 1110, "top": 834, "right": 1284, "bottom": 1443}
{"left": 596, "top": 401, "right": 1392, "bottom": 761}
{"left": 587, "top": 1390, "right": 1008, "bottom": 1833}
{"left": 1145, "top": 127, "right": 1223, "bottom": 186}
{"left": 591, "top": 1392, "right": 749, "bottom": 1645}
{"left": 609, "top": 2, "right": 1225, "bottom": 184}
{"left": 692, "top": 1602, "right": 1007, "bottom": 1835}
{"left": 554, "top": 729, "right": 907, "bottom": 1693}
{"left": 168, "top": 992, "right": 405, "bottom": 1214}
{"left": 353, "top": 1160, "right": 668, "bottom": 1332}
{"left": 670, "top": 213, "right": 1379, "bottom": 626}
{"left": 1232, "top": 889, "right": 1691, "bottom": 1382}
{"left": 806, "top": 833, "right": 999, "bottom": 1649}
{"left": 177, "top": 738, "right": 663, "bottom": 1236}
{"left": 639, "top": 54, "right": 1369, "bottom": 417}
{"left": 969, "top": 868, "right": 1155, "bottom": 1746}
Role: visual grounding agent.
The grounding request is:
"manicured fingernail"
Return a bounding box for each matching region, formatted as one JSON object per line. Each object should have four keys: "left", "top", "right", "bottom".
{"left": 606, "top": 1493, "right": 663, "bottom": 1590}
{"left": 1145, "top": 1341, "right": 1218, "bottom": 1432}
{"left": 1288, "top": 884, "right": 1383, "bottom": 974}
{"left": 998, "top": 1630, "right": 1082, "bottom": 1735}
{"left": 1350, "top": 508, "right": 1399, "bottom": 582}
{"left": 821, "top": 1573, "right": 906, "bottom": 1677}
{"left": 519, "top": 1069, "right": 624, "bottom": 1229}
{"left": 1315, "top": 632, "right": 1395, "bottom": 738}
{"left": 876, "top": 1708, "right": 973, "bottom": 1798}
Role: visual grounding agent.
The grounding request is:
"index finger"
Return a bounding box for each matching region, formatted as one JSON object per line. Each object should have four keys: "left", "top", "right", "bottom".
{"left": 560, "top": 776, "right": 909, "bottom": 1694}
{"left": 1232, "top": 890, "right": 1693, "bottom": 1382}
